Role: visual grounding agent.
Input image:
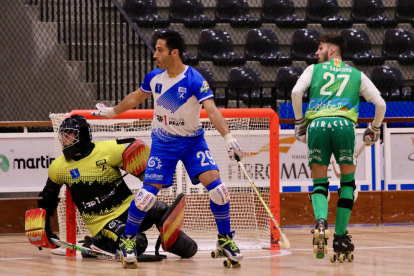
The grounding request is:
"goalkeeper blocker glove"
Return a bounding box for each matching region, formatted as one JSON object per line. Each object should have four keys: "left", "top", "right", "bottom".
{"left": 295, "top": 117, "right": 307, "bottom": 143}
{"left": 363, "top": 125, "right": 380, "bottom": 146}
{"left": 91, "top": 103, "right": 117, "bottom": 118}
{"left": 224, "top": 133, "right": 243, "bottom": 161}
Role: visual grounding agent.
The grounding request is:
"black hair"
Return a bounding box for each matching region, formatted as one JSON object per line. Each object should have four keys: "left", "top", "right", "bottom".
{"left": 318, "top": 34, "right": 346, "bottom": 57}
{"left": 157, "top": 30, "right": 186, "bottom": 61}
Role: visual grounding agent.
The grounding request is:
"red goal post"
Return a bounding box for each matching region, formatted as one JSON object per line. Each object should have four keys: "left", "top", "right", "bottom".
{"left": 60, "top": 108, "right": 280, "bottom": 255}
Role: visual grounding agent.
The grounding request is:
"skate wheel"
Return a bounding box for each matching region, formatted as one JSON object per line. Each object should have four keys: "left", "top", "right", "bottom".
{"left": 130, "top": 260, "right": 138, "bottom": 269}
{"left": 347, "top": 253, "right": 354, "bottom": 262}
{"left": 223, "top": 259, "right": 232, "bottom": 268}
{"left": 211, "top": 250, "right": 219, "bottom": 259}
{"left": 122, "top": 260, "right": 127, "bottom": 268}
{"left": 313, "top": 245, "right": 318, "bottom": 253}
{"left": 314, "top": 229, "right": 319, "bottom": 239}
{"left": 339, "top": 254, "right": 345, "bottom": 263}
{"left": 324, "top": 245, "right": 328, "bottom": 254}
{"left": 325, "top": 229, "right": 329, "bottom": 239}
{"left": 330, "top": 254, "right": 336, "bottom": 263}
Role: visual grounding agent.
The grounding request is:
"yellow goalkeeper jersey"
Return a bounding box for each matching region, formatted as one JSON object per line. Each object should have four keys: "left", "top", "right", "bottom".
{"left": 48, "top": 140, "right": 135, "bottom": 237}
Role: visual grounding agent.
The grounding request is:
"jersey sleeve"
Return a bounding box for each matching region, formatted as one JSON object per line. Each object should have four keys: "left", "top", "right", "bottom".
{"left": 192, "top": 71, "right": 214, "bottom": 103}
{"left": 140, "top": 70, "right": 158, "bottom": 94}
{"left": 360, "top": 72, "right": 381, "bottom": 102}
{"left": 104, "top": 140, "right": 127, "bottom": 168}
{"left": 48, "top": 157, "right": 65, "bottom": 185}
{"left": 292, "top": 65, "right": 314, "bottom": 119}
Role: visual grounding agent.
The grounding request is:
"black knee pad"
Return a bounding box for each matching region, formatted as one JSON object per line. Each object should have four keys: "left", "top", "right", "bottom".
{"left": 313, "top": 182, "right": 329, "bottom": 198}
{"left": 337, "top": 198, "right": 354, "bottom": 210}
{"left": 139, "top": 201, "right": 169, "bottom": 232}
{"left": 167, "top": 231, "right": 198, "bottom": 258}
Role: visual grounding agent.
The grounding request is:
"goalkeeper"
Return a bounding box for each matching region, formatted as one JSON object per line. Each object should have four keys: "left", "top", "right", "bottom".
{"left": 29, "top": 115, "right": 197, "bottom": 260}
{"left": 291, "top": 34, "right": 386, "bottom": 259}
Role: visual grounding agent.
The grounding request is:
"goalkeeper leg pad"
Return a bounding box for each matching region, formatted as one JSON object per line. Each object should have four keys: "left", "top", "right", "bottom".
{"left": 167, "top": 231, "right": 198, "bottom": 258}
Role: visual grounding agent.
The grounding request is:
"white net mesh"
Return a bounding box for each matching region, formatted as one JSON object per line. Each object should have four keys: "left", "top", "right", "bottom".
{"left": 50, "top": 112, "right": 274, "bottom": 250}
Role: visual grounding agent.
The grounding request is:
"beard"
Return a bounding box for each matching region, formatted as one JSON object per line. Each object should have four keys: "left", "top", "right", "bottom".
{"left": 318, "top": 52, "right": 329, "bottom": 63}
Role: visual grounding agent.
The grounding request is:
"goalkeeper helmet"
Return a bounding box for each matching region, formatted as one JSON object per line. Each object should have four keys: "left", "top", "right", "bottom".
{"left": 58, "top": 115, "right": 92, "bottom": 161}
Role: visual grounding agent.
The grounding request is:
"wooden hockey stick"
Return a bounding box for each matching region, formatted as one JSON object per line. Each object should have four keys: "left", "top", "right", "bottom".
{"left": 51, "top": 238, "right": 119, "bottom": 261}
{"left": 331, "top": 144, "right": 366, "bottom": 179}
{"left": 236, "top": 157, "right": 290, "bottom": 249}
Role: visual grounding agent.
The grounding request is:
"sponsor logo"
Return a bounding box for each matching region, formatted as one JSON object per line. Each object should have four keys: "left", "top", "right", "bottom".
{"left": 12, "top": 155, "right": 55, "bottom": 170}
{"left": 148, "top": 156, "right": 162, "bottom": 169}
{"left": 168, "top": 117, "right": 184, "bottom": 126}
{"left": 155, "top": 83, "right": 163, "bottom": 94}
{"left": 29, "top": 236, "right": 42, "bottom": 242}
{"left": 200, "top": 81, "right": 210, "bottom": 93}
{"left": 334, "top": 60, "right": 341, "bottom": 67}
{"left": 308, "top": 100, "right": 343, "bottom": 113}
{"left": 0, "top": 154, "right": 10, "bottom": 172}
{"left": 96, "top": 159, "right": 107, "bottom": 166}
{"left": 145, "top": 173, "right": 164, "bottom": 181}
{"left": 156, "top": 114, "right": 164, "bottom": 123}
{"left": 308, "top": 148, "right": 321, "bottom": 154}
{"left": 178, "top": 87, "right": 187, "bottom": 99}
{"left": 70, "top": 168, "right": 81, "bottom": 179}
{"left": 108, "top": 221, "right": 117, "bottom": 229}
{"left": 339, "top": 156, "right": 352, "bottom": 161}
{"left": 136, "top": 192, "right": 155, "bottom": 211}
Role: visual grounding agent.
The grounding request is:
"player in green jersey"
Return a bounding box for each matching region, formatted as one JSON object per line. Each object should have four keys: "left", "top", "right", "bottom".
{"left": 291, "top": 34, "right": 386, "bottom": 261}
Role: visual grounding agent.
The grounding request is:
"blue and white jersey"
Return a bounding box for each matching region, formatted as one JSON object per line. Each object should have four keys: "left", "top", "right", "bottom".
{"left": 141, "top": 66, "right": 214, "bottom": 141}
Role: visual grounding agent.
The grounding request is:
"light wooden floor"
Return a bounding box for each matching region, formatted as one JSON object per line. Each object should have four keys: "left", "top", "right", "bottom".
{"left": 2, "top": 225, "right": 414, "bottom": 276}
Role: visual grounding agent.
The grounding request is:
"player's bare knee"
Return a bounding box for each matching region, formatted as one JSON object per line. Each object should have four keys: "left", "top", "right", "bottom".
{"left": 206, "top": 179, "right": 230, "bottom": 205}
{"left": 134, "top": 188, "right": 157, "bottom": 212}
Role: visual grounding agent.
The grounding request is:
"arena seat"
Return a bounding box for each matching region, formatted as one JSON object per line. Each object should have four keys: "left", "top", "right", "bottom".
{"left": 261, "top": 0, "right": 307, "bottom": 28}
{"left": 169, "top": 0, "right": 216, "bottom": 28}
{"left": 306, "top": 0, "right": 353, "bottom": 28}
{"left": 275, "top": 66, "right": 305, "bottom": 102}
{"left": 351, "top": 0, "right": 397, "bottom": 28}
{"left": 291, "top": 29, "right": 320, "bottom": 65}
{"left": 382, "top": 29, "right": 414, "bottom": 65}
{"left": 194, "top": 67, "right": 227, "bottom": 107}
{"left": 227, "top": 67, "right": 271, "bottom": 107}
{"left": 371, "top": 66, "right": 407, "bottom": 101}
{"left": 123, "top": 0, "right": 170, "bottom": 28}
{"left": 340, "top": 29, "right": 384, "bottom": 65}
{"left": 396, "top": 0, "right": 414, "bottom": 26}
{"left": 198, "top": 29, "right": 246, "bottom": 66}
{"left": 215, "top": 0, "right": 262, "bottom": 28}
{"left": 245, "top": 29, "right": 292, "bottom": 66}
{"left": 151, "top": 29, "right": 198, "bottom": 66}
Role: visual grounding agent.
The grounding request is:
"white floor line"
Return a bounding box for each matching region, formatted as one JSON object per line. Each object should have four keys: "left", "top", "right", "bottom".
{"left": 289, "top": 245, "right": 414, "bottom": 251}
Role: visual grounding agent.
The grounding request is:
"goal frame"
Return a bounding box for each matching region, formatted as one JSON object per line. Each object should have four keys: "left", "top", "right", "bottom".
{"left": 62, "top": 108, "right": 280, "bottom": 256}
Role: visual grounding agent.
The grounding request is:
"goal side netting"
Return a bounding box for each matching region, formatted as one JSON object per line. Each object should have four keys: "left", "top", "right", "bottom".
{"left": 49, "top": 108, "right": 280, "bottom": 254}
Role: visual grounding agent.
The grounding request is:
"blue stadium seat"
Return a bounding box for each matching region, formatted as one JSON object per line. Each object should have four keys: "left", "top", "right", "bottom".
{"left": 351, "top": 0, "right": 397, "bottom": 28}
{"left": 291, "top": 29, "right": 320, "bottom": 65}
{"left": 151, "top": 29, "right": 198, "bottom": 66}
{"left": 261, "top": 0, "right": 307, "bottom": 28}
{"left": 382, "top": 29, "right": 414, "bottom": 65}
{"left": 396, "top": 0, "right": 414, "bottom": 26}
{"left": 215, "top": 0, "right": 262, "bottom": 28}
{"left": 275, "top": 67, "right": 306, "bottom": 102}
{"left": 169, "top": 0, "right": 216, "bottom": 28}
{"left": 340, "top": 29, "right": 384, "bottom": 65}
{"left": 123, "top": 0, "right": 170, "bottom": 28}
{"left": 245, "top": 29, "right": 292, "bottom": 66}
{"left": 306, "top": 0, "right": 353, "bottom": 28}
{"left": 198, "top": 29, "right": 246, "bottom": 66}
{"left": 371, "top": 66, "right": 407, "bottom": 101}
{"left": 194, "top": 67, "right": 227, "bottom": 107}
{"left": 228, "top": 67, "right": 271, "bottom": 107}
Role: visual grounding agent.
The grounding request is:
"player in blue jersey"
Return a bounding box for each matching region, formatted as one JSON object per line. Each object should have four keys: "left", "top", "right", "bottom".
{"left": 92, "top": 30, "right": 244, "bottom": 268}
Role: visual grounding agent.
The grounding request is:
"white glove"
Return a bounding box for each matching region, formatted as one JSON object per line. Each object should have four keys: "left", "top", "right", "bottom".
{"left": 363, "top": 125, "right": 380, "bottom": 146}
{"left": 224, "top": 133, "right": 243, "bottom": 161}
{"left": 295, "top": 117, "right": 307, "bottom": 143}
{"left": 91, "top": 103, "right": 117, "bottom": 118}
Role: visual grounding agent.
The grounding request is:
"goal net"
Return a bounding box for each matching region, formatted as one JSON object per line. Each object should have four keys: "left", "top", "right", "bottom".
{"left": 49, "top": 109, "right": 279, "bottom": 254}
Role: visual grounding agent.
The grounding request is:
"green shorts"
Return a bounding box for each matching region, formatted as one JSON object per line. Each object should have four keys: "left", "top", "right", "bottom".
{"left": 307, "top": 117, "right": 357, "bottom": 167}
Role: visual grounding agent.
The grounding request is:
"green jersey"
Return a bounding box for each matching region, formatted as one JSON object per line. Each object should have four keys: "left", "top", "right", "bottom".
{"left": 305, "top": 59, "right": 361, "bottom": 124}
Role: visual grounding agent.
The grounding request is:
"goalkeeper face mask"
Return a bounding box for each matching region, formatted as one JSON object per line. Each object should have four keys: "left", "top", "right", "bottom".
{"left": 58, "top": 115, "right": 92, "bottom": 161}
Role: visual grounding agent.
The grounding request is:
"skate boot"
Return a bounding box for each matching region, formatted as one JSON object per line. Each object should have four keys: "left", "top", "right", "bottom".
{"left": 311, "top": 218, "right": 329, "bottom": 259}
{"left": 119, "top": 234, "right": 137, "bottom": 269}
{"left": 211, "top": 231, "right": 242, "bottom": 268}
{"left": 330, "top": 231, "right": 354, "bottom": 263}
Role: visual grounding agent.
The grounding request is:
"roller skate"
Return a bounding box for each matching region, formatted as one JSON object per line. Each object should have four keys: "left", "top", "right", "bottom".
{"left": 119, "top": 234, "right": 137, "bottom": 269}
{"left": 330, "top": 231, "right": 354, "bottom": 263}
{"left": 311, "top": 218, "right": 329, "bottom": 259}
{"left": 211, "top": 231, "right": 242, "bottom": 268}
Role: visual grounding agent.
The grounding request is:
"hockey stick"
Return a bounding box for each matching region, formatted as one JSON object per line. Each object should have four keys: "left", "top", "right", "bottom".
{"left": 331, "top": 144, "right": 366, "bottom": 179}
{"left": 236, "top": 157, "right": 290, "bottom": 249}
{"left": 51, "top": 238, "right": 119, "bottom": 261}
